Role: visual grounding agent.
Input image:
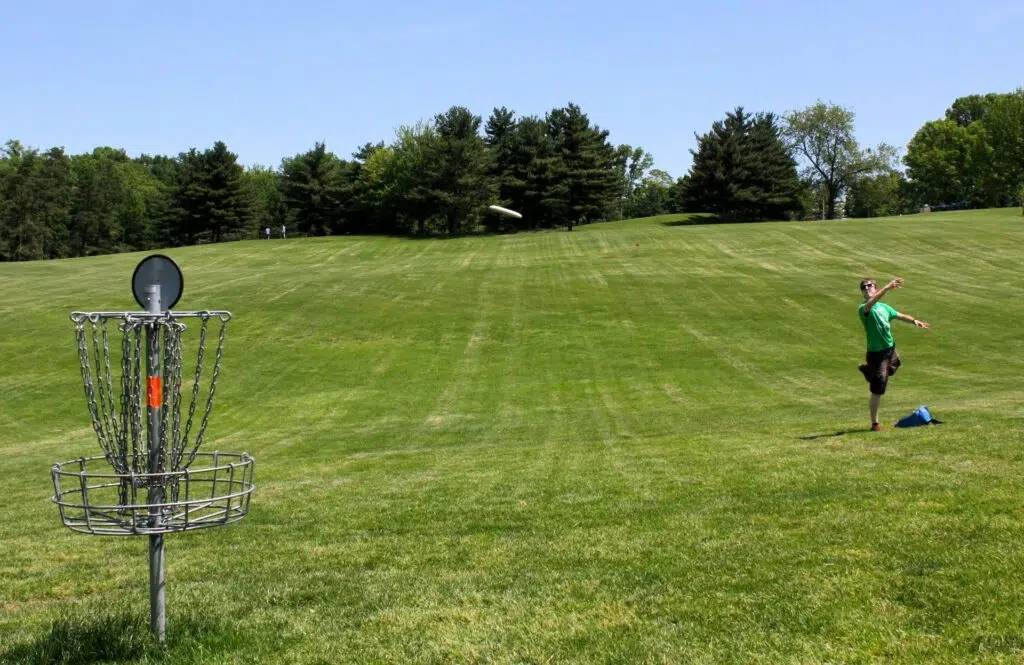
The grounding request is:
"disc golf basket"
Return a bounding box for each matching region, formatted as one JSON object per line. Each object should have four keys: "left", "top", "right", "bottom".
{"left": 50, "top": 254, "right": 255, "bottom": 643}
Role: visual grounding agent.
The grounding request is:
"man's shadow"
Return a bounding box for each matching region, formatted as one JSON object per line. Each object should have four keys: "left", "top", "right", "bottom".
{"left": 799, "top": 428, "right": 875, "bottom": 440}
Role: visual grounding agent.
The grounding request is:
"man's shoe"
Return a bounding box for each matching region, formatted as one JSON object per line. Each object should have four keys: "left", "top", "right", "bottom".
{"left": 871, "top": 423, "right": 882, "bottom": 431}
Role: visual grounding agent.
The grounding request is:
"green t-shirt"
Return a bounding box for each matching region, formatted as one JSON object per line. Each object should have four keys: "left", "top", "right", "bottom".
{"left": 858, "top": 301, "right": 900, "bottom": 352}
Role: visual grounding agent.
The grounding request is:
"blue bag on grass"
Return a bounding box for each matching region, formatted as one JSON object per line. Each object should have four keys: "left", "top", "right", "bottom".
{"left": 895, "top": 405, "right": 943, "bottom": 428}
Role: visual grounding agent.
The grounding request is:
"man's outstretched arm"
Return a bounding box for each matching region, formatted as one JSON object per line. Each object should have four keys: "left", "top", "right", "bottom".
{"left": 895, "top": 312, "right": 930, "bottom": 328}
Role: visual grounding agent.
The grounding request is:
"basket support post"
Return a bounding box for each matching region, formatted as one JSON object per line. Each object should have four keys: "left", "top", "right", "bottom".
{"left": 144, "top": 284, "right": 166, "bottom": 644}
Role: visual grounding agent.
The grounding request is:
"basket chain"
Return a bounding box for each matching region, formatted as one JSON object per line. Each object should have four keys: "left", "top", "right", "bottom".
{"left": 176, "top": 314, "right": 227, "bottom": 469}
{"left": 75, "top": 316, "right": 128, "bottom": 474}
{"left": 129, "top": 319, "right": 144, "bottom": 474}
{"left": 72, "top": 312, "right": 228, "bottom": 486}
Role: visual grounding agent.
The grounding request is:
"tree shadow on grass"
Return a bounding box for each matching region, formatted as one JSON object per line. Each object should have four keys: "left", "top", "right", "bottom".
{"left": 1, "top": 609, "right": 242, "bottom": 665}
{"left": 661, "top": 213, "right": 791, "bottom": 227}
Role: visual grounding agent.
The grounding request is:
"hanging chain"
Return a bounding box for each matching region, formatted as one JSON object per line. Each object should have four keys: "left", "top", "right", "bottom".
{"left": 89, "top": 317, "right": 119, "bottom": 467}
{"left": 163, "top": 316, "right": 187, "bottom": 500}
{"left": 160, "top": 321, "right": 174, "bottom": 467}
{"left": 73, "top": 316, "right": 109, "bottom": 463}
{"left": 75, "top": 315, "right": 125, "bottom": 473}
{"left": 186, "top": 313, "right": 228, "bottom": 467}
{"left": 179, "top": 315, "right": 207, "bottom": 455}
{"left": 118, "top": 319, "right": 132, "bottom": 475}
{"left": 181, "top": 313, "right": 228, "bottom": 468}
{"left": 115, "top": 319, "right": 133, "bottom": 505}
{"left": 71, "top": 310, "right": 229, "bottom": 481}
{"left": 130, "top": 318, "right": 145, "bottom": 474}
{"left": 97, "top": 317, "right": 120, "bottom": 464}
{"left": 167, "top": 319, "right": 185, "bottom": 468}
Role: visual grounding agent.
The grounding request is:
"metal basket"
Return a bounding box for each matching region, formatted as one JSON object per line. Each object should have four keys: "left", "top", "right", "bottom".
{"left": 52, "top": 452, "right": 255, "bottom": 536}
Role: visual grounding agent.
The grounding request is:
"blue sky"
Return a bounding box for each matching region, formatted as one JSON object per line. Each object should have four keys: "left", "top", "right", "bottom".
{"left": 2, "top": 0, "right": 1021, "bottom": 178}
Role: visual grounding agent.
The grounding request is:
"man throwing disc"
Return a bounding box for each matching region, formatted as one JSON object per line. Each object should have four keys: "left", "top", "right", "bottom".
{"left": 857, "top": 278, "right": 930, "bottom": 431}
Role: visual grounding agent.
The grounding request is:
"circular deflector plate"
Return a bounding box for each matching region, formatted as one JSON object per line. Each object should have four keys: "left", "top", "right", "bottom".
{"left": 132, "top": 254, "right": 183, "bottom": 310}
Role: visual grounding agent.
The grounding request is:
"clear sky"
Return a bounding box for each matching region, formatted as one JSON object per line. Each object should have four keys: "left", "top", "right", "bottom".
{"left": 2, "top": 0, "right": 1021, "bottom": 178}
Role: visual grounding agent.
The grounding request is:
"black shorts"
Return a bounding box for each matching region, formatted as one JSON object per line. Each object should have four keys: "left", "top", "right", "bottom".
{"left": 860, "top": 346, "right": 901, "bottom": 395}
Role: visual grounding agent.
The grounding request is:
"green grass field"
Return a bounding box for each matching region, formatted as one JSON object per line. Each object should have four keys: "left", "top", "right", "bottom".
{"left": 2, "top": 208, "right": 1024, "bottom": 664}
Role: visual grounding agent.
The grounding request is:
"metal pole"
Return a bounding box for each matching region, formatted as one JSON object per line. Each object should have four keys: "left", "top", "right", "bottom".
{"left": 144, "top": 284, "right": 166, "bottom": 643}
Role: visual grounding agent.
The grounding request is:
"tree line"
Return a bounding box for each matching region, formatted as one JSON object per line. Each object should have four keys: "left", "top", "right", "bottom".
{"left": 0, "top": 103, "right": 662, "bottom": 261}
{"left": 904, "top": 91, "right": 1024, "bottom": 210}
{"left": 680, "top": 89, "right": 1024, "bottom": 221}
{"left": 1, "top": 91, "right": 1021, "bottom": 262}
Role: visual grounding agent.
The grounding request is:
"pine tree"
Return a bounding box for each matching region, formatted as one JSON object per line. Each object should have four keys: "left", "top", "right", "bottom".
{"left": 546, "top": 103, "right": 620, "bottom": 230}
{"left": 682, "top": 107, "right": 802, "bottom": 221}
{"left": 513, "top": 116, "right": 558, "bottom": 230}
{"left": 173, "top": 148, "right": 211, "bottom": 244}
{"left": 747, "top": 112, "right": 803, "bottom": 220}
{"left": 681, "top": 109, "right": 748, "bottom": 218}
{"left": 280, "top": 142, "right": 352, "bottom": 236}
{"left": 203, "top": 141, "right": 248, "bottom": 242}
{"left": 484, "top": 107, "right": 520, "bottom": 230}
{"left": 171, "top": 142, "right": 248, "bottom": 243}
{"left": 427, "top": 106, "right": 496, "bottom": 236}
{"left": 485, "top": 107, "right": 516, "bottom": 151}
{"left": 483, "top": 111, "right": 560, "bottom": 230}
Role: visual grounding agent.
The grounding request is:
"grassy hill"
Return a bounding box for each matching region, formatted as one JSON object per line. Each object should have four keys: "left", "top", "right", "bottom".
{"left": 2, "top": 208, "right": 1023, "bottom": 663}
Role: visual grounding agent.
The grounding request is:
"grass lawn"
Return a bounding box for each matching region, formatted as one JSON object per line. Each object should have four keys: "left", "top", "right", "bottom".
{"left": 2, "top": 208, "right": 1024, "bottom": 664}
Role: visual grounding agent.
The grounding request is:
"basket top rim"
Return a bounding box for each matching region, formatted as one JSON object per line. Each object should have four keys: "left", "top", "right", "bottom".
{"left": 71, "top": 310, "right": 232, "bottom": 322}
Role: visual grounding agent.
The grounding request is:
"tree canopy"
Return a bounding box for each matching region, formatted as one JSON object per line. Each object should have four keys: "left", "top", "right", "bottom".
{"left": 2, "top": 89, "right": 1022, "bottom": 261}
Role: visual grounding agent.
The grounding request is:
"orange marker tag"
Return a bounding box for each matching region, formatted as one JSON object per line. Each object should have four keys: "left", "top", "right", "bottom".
{"left": 147, "top": 377, "right": 163, "bottom": 408}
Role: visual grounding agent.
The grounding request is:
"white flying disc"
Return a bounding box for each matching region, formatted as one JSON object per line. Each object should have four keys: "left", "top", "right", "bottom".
{"left": 488, "top": 205, "right": 523, "bottom": 219}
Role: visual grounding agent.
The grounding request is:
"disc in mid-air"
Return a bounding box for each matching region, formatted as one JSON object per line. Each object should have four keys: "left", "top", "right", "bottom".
{"left": 132, "top": 254, "right": 183, "bottom": 311}
{"left": 488, "top": 205, "right": 523, "bottom": 219}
